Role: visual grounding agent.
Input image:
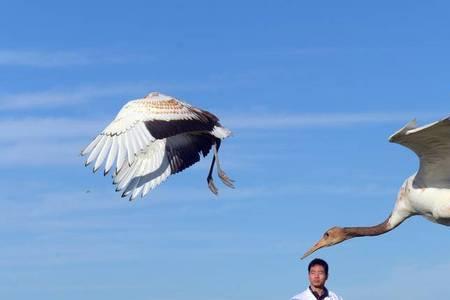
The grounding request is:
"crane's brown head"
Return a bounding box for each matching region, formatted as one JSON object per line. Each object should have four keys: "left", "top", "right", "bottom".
{"left": 301, "top": 227, "right": 348, "bottom": 259}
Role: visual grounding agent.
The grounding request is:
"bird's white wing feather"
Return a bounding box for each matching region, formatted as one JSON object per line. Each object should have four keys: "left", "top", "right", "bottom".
{"left": 82, "top": 119, "right": 152, "bottom": 173}
{"left": 112, "top": 133, "right": 214, "bottom": 200}
{"left": 389, "top": 116, "right": 450, "bottom": 188}
{"left": 81, "top": 94, "right": 219, "bottom": 175}
{"left": 113, "top": 139, "right": 171, "bottom": 200}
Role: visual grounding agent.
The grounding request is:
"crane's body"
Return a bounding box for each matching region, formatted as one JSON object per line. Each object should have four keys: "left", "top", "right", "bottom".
{"left": 302, "top": 116, "right": 450, "bottom": 259}
{"left": 81, "top": 92, "right": 234, "bottom": 200}
{"left": 396, "top": 175, "right": 450, "bottom": 226}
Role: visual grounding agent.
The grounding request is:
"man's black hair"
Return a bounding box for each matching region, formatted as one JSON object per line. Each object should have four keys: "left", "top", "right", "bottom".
{"left": 308, "top": 258, "right": 329, "bottom": 276}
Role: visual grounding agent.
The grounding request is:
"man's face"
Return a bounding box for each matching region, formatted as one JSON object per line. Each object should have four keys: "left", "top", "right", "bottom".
{"left": 308, "top": 264, "right": 327, "bottom": 288}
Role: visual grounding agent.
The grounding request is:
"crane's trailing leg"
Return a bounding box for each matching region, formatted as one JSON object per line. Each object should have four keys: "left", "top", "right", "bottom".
{"left": 207, "top": 155, "right": 218, "bottom": 195}
{"left": 213, "top": 139, "right": 235, "bottom": 188}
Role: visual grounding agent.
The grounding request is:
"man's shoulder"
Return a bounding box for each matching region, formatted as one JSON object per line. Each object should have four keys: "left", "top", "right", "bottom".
{"left": 291, "top": 288, "right": 342, "bottom": 300}
{"left": 328, "top": 290, "right": 343, "bottom": 300}
{"left": 291, "top": 289, "right": 311, "bottom": 300}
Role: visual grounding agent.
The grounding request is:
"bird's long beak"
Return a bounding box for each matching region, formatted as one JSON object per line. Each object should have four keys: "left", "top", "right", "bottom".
{"left": 301, "top": 239, "right": 326, "bottom": 260}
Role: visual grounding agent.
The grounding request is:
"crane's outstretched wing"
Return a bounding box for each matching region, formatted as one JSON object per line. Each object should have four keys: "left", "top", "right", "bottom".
{"left": 81, "top": 93, "right": 218, "bottom": 175}
{"left": 113, "top": 133, "right": 214, "bottom": 200}
{"left": 389, "top": 116, "right": 450, "bottom": 188}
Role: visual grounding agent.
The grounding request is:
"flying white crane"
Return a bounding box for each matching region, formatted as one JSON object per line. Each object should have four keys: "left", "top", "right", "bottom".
{"left": 302, "top": 116, "right": 450, "bottom": 259}
{"left": 81, "top": 92, "right": 234, "bottom": 200}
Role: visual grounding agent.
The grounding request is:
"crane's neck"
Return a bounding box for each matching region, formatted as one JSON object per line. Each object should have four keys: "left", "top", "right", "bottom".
{"left": 343, "top": 187, "right": 415, "bottom": 239}
{"left": 343, "top": 213, "right": 407, "bottom": 238}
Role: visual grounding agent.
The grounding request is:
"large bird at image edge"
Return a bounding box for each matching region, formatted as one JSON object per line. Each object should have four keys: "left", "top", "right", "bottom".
{"left": 302, "top": 116, "right": 450, "bottom": 259}
{"left": 81, "top": 92, "right": 234, "bottom": 200}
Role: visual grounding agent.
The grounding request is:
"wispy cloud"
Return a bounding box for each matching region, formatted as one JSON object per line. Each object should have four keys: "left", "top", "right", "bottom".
{"left": 0, "top": 118, "right": 106, "bottom": 140}
{"left": 0, "top": 181, "right": 395, "bottom": 224}
{"left": 0, "top": 182, "right": 383, "bottom": 268}
{"left": 0, "top": 117, "right": 106, "bottom": 166}
{"left": 0, "top": 49, "right": 150, "bottom": 67}
{"left": 222, "top": 112, "right": 439, "bottom": 129}
{"left": 0, "top": 84, "right": 146, "bottom": 111}
{"left": 0, "top": 80, "right": 249, "bottom": 111}
{"left": 2, "top": 111, "right": 433, "bottom": 141}
{"left": 0, "top": 140, "right": 85, "bottom": 166}
{"left": 0, "top": 110, "right": 436, "bottom": 167}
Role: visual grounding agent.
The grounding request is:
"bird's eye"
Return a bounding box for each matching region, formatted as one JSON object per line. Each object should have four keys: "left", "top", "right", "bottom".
{"left": 324, "top": 232, "right": 329, "bottom": 238}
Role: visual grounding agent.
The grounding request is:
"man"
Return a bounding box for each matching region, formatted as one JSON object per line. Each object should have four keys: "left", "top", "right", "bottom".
{"left": 291, "top": 258, "right": 343, "bottom": 300}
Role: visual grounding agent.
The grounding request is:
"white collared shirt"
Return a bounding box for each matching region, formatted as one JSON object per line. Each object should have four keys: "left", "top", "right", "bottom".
{"left": 291, "top": 287, "right": 343, "bottom": 300}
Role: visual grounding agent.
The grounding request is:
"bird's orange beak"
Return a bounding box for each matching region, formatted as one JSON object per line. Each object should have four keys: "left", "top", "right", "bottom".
{"left": 301, "top": 238, "right": 327, "bottom": 260}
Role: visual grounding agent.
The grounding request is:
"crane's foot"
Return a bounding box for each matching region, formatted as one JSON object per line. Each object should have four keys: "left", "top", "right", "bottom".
{"left": 207, "top": 177, "right": 219, "bottom": 195}
{"left": 218, "top": 169, "right": 235, "bottom": 188}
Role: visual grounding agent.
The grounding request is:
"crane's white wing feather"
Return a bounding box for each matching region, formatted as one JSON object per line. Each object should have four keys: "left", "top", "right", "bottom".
{"left": 81, "top": 93, "right": 219, "bottom": 175}
{"left": 389, "top": 116, "right": 450, "bottom": 188}
{"left": 113, "top": 133, "right": 214, "bottom": 200}
{"left": 82, "top": 121, "right": 152, "bottom": 173}
{"left": 114, "top": 139, "right": 171, "bottom": 200}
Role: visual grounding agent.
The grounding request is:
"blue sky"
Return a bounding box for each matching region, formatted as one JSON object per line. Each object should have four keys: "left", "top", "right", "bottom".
{"left": 1, "top": 1, "right": 450, "bottom": 299}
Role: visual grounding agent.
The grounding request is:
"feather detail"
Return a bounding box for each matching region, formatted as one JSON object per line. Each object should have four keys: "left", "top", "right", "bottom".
{"left": 104, "top": 135, "right": 118, "bottom": 175}
{"left": 81, "top": 135, "right": 102, "bottom": 156}
{"left": 85, "top": 135, "right": 107, "bottom": 166}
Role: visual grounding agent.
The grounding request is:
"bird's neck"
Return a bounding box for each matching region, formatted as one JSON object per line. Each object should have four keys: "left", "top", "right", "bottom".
{"left": 343, "top": 214, "right": 405, "bottom": 238}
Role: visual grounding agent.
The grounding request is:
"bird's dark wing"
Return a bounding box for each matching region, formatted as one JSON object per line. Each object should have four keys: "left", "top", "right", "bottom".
{"left": 166, "top": 133, "right": 214, "bottom": 175}
{"left": 389, "top": 116, "right": 450, "bottom": 188}
{"left": 144, "top": 111, "right": 217, "bottom": 140}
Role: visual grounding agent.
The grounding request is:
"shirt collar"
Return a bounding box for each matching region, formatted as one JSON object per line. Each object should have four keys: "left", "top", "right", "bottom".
{"left": 309, "top": 286, "right": 329, "bottom": 300}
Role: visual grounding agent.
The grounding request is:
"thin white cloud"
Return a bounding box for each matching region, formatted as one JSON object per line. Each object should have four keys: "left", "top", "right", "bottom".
{"left": 0, "top": 110, "right": 435, "bottom": 167}
{"left": 0, "top": 117, "right": 106, "bottom": 140}
{"left": 0, "top": 47, "right": 336, "bottom": 69}
{"left": 0, "top": 49, "right": 149, "bottom": 67}
{"left": 0, "top": 181, "right": 394, "bottom": 223}
{"left": 222, "top": 112, "right": 439, "bottom": 129}
{"left": 0, "top": 140, "right": 86, "bottom": 167}
{"left": 0, "top": 81, "right": 243, "bottom": 111}
{"left": 0, "top": 84, "right": 146, "bottom": 111}
{"left": 0, "top": 117, "right": 106, "bottom": 166}
{"left": 1, "top": 112, "right": 437, "bottom": 141}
